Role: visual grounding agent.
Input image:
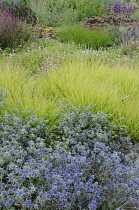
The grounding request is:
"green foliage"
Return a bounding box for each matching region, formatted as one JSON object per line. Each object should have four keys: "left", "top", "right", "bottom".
{"left": 20, "top": 0, "right": 28, "bottom": 6}
{"left": 6, "top": 38, "right": 79, "bottom": 75}
{"left": 11, "top": 5, "right": 36, "bottom": 24}
{"left": 0, "top": 87, "right": 8, "bottom": 114}
{"left": 130, "top": 8, "right": 139, "bottom": 18}
{"left": 75, "top": 0, "right": 107, "bottom": 21}
{"left": 27, "top": 0, "right": 78, "bottom": 27}
{"left": 58, "top": 24, "right": 115, "bottom": 50}
{"left": 119, "top": 40, "right": 139, "bottom": 57}
{"left": 69, "top": 0, "right": 77, "bottom": 9}
{"left": 0, "top": 0, "right": 15, "bottom": 5}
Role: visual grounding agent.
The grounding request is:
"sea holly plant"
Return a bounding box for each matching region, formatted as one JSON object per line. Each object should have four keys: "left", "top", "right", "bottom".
{"left": 0, "top": 105, "right": 139, "bottom": 209}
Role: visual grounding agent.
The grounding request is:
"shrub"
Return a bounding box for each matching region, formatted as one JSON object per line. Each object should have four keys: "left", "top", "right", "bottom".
{"left": 82, "top": 13, "right": 139, "bottom": 29}
{"left": 130, "top": 8, "right": 139, "bottom": 18}
{"left": 119, "top": 24, "right": 139, "bottom": 43}
{"left": 75, "top": 0, "right": 107, "bottom": 21}
{"left": 0, "top": 10, "right": 31, "bottom": 49}
{"left": 27, "top": 0, "right": 78, "bottom": 27}
{"left": 120, "top": 40, "right": 139, "bottom": 56}
{"left": 20, "top": 0, "right": 28, "bottom": 6}
{"left": 0, "top": 105, "right": 139, "bottom": 209}
{"left": 57, "top": 24, "right": 115, "bottom": 50}
{"left": 9, "top": 5, "right": 37, "bottom": 24}
{"left": 82, "top": 14, "right": 139, "bottom": 45}
{"left": 0, "top": 3, "right": 37, "bottom": 24}
{"left": 0, "top": 0, "right": 16, "bottom": 5}
{"left": 108, "top": 24, "right": 139, "bottom": 45}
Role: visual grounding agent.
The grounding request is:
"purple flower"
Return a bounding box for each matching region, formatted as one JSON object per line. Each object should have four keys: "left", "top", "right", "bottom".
{"left": 31, "top": 18, "right": 35, "bottom": 22}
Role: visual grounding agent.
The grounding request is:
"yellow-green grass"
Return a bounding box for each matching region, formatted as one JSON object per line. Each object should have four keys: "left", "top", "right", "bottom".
{"left": 0, "top": 58, "right": 139, "bottom": 141}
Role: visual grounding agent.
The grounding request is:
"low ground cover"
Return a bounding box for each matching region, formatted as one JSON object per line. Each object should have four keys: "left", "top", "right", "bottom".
{"left": 0, "top": 104, "right": 139, "bottom": 209}
{"left": 0, "top": 0, "right": 139, "bottom": 209}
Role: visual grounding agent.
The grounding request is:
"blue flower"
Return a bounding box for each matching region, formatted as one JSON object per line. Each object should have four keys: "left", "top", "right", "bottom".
{"left": 59, "top": 203, "right": 65, "bottom": 207}
{"left": 12, "top": 187, "right": 17, "bottom": 192}
{"left": 37, "top": 185, "right": 41, "bottom": 189}
{"left": 59, "top": 193, "right": 66, "bottom": 201}
{"left": 6, "top": 199, "right": 13, "bottom": 205}
{"left": 45, "top": 191, "right": 51, "bottom": 199}
{"left": 76, "top": 190, "right": 81, "bottom": 195}
{"left": 0, "top": 202, "right": 3, "bottom": 207}
{"left": 89, "top": 203, "right": 97, "bottom": 210}
{"left": 66, "top": 192, "right": 71, "bottom": 197}
{"left": 34, "top": 204, "right": 39, "bottom": 209}
{"left": 52, "top": 187, "right": 58, "bottom": 195}
{"left": 1, "top": 183, "right": 6, "bottom": 188}
{"left": 25, "top": 199, "right": 31, "bottom": 205}
{"left": 1, "top": 191, "right": 8, "bottom": 198}
{"left": 21, "top": 175, "right": 26, "bottom": 180}
{"left": 78, "top": 202, "right": 82, "bottom": 207}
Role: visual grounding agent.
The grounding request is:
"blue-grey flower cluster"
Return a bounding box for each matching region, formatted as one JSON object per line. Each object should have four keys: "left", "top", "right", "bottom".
{"left": 0, "top": 105, "right": 139, "bottom": 209}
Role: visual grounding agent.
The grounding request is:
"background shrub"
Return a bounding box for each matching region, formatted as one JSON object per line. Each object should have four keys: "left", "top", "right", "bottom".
{"left": 0, "top": 3, "right": 37, "bottom": 24}
{"left": 75, "top": 0, "right": 107, "bottom": 21}
{"left": 82, "top": 13, "right": 139, "bottom": 29}
{"left": 0, "top": 10, "right": 32, "bottom": 49}
{"left": 9, "top": 4, "right": 37, "bottom": 24}
{"left": 108, "top": 24, "right": 139, "bottom": 45}
{"left": 82, "top": 14, "right": 139, "bottom": 45}
{"left": 130, "top": 8, "right": 139, "bottom": 18}
{"left": 119, "top": 40, "right": 139, "bottom": 57}
{"left": 27, "top": 0, "right": 78, "bottom": 27}
{"left": 119, "top": 24, "right": 139, "bottom": 43}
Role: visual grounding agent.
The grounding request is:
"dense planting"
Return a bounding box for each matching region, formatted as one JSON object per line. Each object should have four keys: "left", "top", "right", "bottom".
{"left": 0, "top": 105, "right": 139, "bottom": 210}
{"left": 0, "top": 0, "right": 139, "bottom": 209}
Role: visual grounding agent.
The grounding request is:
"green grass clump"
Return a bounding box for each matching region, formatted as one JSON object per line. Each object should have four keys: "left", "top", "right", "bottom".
{"left": 57, "top": 24, "right": 115, "bottom": 50}
{"left": 1, "top": 57, "right": 139, "bottom": 141}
